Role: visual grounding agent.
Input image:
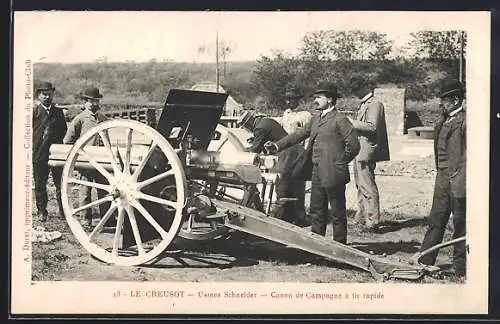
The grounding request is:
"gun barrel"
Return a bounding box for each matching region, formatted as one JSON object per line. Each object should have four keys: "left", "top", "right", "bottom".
{"left": 47, "top": 144, "right": 149, "bottom": 171}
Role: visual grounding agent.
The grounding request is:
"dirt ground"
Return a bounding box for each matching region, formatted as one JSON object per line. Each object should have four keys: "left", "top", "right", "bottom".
{"left": 30, "top": 164, "right": 464, "bottom": 284}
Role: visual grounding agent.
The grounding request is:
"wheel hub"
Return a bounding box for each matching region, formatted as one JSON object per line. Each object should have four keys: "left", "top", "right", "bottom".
{"left": 112, "top": 175, "right": 138, "bottom": 205}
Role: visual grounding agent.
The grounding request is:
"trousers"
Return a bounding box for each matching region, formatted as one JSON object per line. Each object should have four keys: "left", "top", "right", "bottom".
{"left": 420, "top": 169, "right": 466, "bottom": 274}
{"left": 353, "top": 159, "right": 380, "bottom": 227}
{"left": 78, "top": 171, "right": 110, "bottom": 221}
{"left": 274, "top": 175, "right": 307, "bottom": 224}
{"left": 309, "top": 164, "right": 347, "bottom": 244}
{"left": 33, "top": 161, "right": 63, "bottom": 216}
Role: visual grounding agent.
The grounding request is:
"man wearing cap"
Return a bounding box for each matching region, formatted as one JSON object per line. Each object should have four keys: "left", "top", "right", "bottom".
{"left": 265, "top": 82, "right": 360, "bottom": 244}
{"left": 347, "top": 81, "right": 390, "bottom": 231}
{"left": 281, "top": 87, "right": 313, "bottom": 138}
{"left": 418, "top": 79, "right": 467, "bottom": 277}
{"left": 64, "top": 87, "right": 110, "bottom": 228}
{"left": 237, "top": 110, "right": 307, "bottom": 225}
{"left": 280, "top": 87, "right": 312, "bottom": 225}
{"left": 32, "top": 82, "right": 67, "bottom": 221}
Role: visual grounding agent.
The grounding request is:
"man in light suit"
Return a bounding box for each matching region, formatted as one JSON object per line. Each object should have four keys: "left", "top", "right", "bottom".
{"left": 64, "top": 87, "right": 110, "bottom": 228}
{"left": 348, "top": 84, "right": 390, "bottom": 230}
{"left": 265, "top": 82, "right": 360, "bottom": 243}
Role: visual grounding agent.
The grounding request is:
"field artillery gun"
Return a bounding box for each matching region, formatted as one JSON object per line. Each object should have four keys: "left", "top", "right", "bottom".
{"left": 48, "top": 89, "right": 451, "bottom": 281}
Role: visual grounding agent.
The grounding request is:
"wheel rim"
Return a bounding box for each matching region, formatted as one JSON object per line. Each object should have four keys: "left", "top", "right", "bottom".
{"left": 61, "top": 119, "right": 186, "bottom": 266}
{"left": 177, "top": 124, "right": 258, "bottom": 240}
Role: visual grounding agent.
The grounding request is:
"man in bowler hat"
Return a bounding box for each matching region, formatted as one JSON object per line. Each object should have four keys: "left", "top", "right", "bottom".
{"left": 265, "top": 81, "right": 360, "bottom": 243}
{"left": 32, "top": 82, "right": 67, "bottom": 221}
{"left": 347, "top": 80, "right": 390, "bottom": 231}
{"left": 237, "top": 110, "right": 307, "bottom": 225}
{"left": 64, "top": 87, "right": 110, "bottom": 228}
{"left": 419, "top": 78, "right": 467, "bottom": 277}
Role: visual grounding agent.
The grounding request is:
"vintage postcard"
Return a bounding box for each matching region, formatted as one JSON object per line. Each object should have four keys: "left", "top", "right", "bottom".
{"left": 11, "top": 11, "right": 490, "bottom": 315}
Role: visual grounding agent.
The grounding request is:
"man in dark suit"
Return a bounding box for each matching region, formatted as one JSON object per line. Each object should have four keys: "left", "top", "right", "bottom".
{"left": 419, "top": 79, "right": 467, "bottom": 277}
{"left": 32, "top": 82, "right": 67, "bottom": 221}
{"left": 265, "top": 82, "right": 360, "bottom": 243}
{"left": 237, "top": 110, "right": 306, "bottom": 225}
{"left": 348, "top": 83, "right": 390, "bottom": 230}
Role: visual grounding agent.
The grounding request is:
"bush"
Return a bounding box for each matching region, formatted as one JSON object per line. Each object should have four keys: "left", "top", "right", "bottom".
{"left": 405, "top": 99, "right": 442, "bottom": 129}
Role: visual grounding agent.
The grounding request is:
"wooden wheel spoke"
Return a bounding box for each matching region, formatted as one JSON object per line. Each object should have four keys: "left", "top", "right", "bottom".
{"left": 137, "top": 169, "right": 175, "bottom": 189}
{"left": 72, "top": 195, "right": 113, "bottom": 215}
{"left": 112, "top": 207, "right": 126, "bottom": 256}
{"left": 124, "top": 128, "right": 133, "bottom": 174}
{"left": 132, "top": 141, "right": 158, "bottom": 180}
{"left": 89, "top": 203, "right": 118, "bottom": 239}
{"left": 98, "top": 130, "right": 121, "bottom": 174}
{"left": 125, "top": 205, "right": 145, "bottom": 255}
{"left": 69, "top": 177, "right": 111, "bottom": 191}
{"left": 78, "top": 148, "right": 114, "bottom": 182}
{"left": 136, "top": 192, "right": 179, "bottom": 209}
{"left": 114, "top": 143, "right": 125, "bottom": 173}
{"left": 132, "top": 201, "right": 169, "bottom": 239}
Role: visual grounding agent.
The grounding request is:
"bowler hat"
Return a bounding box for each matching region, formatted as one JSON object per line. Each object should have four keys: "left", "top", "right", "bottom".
{"left": 439, "top": 79, "right": 465, "bottom": 98}
{"left": 79, "top": 87, "right": 103, "bottom": 100}
{"left": 313, "top": 81, "right": 341, "bottom": 99}
{"left": 36, "top": 82, "right": 55, "bottom": 93}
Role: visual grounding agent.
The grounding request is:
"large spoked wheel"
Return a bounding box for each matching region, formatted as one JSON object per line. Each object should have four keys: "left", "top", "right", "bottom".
{"left": 61, "top": 119, "right": 186, "bottom": 266}
{"left": 177, "top": 124, "right": 262, "bottom": 241}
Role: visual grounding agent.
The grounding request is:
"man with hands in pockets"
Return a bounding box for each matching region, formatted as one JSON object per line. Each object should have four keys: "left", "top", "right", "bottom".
{"left": 347, "top": 81, "right": 390, "bottom": 231}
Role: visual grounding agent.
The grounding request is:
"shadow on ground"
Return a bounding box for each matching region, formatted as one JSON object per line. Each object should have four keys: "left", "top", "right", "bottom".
{"left": 349, "top": 240, "right": 421, "bottom": 255}
{"left": 372, "top": 217, "right": 429, "bottom": 234}
{"left": 142, "top": 249, "right": 260, "bottom": 269}
{"left": 142, "top": 231, "right": 374, "bottom": 274}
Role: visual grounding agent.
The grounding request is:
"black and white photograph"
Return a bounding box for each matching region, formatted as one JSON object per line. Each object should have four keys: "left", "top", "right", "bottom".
{"left": 10, "top": 11, "right": 490, "bottom": 315}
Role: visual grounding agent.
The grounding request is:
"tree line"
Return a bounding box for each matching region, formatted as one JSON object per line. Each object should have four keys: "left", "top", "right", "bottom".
{"left": 34, "top": 30, "right": 466, "bottom": 114}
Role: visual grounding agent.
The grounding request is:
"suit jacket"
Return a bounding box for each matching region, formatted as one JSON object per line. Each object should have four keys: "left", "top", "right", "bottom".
{"left": 350, "top": 97, "right": 390, "bottom": 162}
{"left": 32, "top": 103, "right": 67, "bottom": 164}
{"left": 275, "top": 109, "right": 360, "bottom": 187}
{"left": 434, "top": 110, "right": 466, "bottom": 198}
{"left": 247, "top": 117, "right": 304, "bottom": 174}
{"left": 63, "top": 108, "right": 108, "bottom": 145}
{"left": 247, "top": 117, "right": 288, "bottom": 153}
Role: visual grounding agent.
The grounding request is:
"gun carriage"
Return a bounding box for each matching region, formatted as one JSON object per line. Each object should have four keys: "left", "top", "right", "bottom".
{"left": 48, "top": 89, "right": 460, "bottom": 280}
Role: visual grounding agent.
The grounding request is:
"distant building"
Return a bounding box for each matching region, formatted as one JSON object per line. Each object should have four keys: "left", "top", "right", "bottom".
{"left": 190, "top": 82, "right": 244, "bottom": 116}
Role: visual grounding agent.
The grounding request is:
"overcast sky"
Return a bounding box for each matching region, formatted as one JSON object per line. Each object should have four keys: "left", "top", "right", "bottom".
{"left": 16, "top": 11, "right": 472, "bottom": 63}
